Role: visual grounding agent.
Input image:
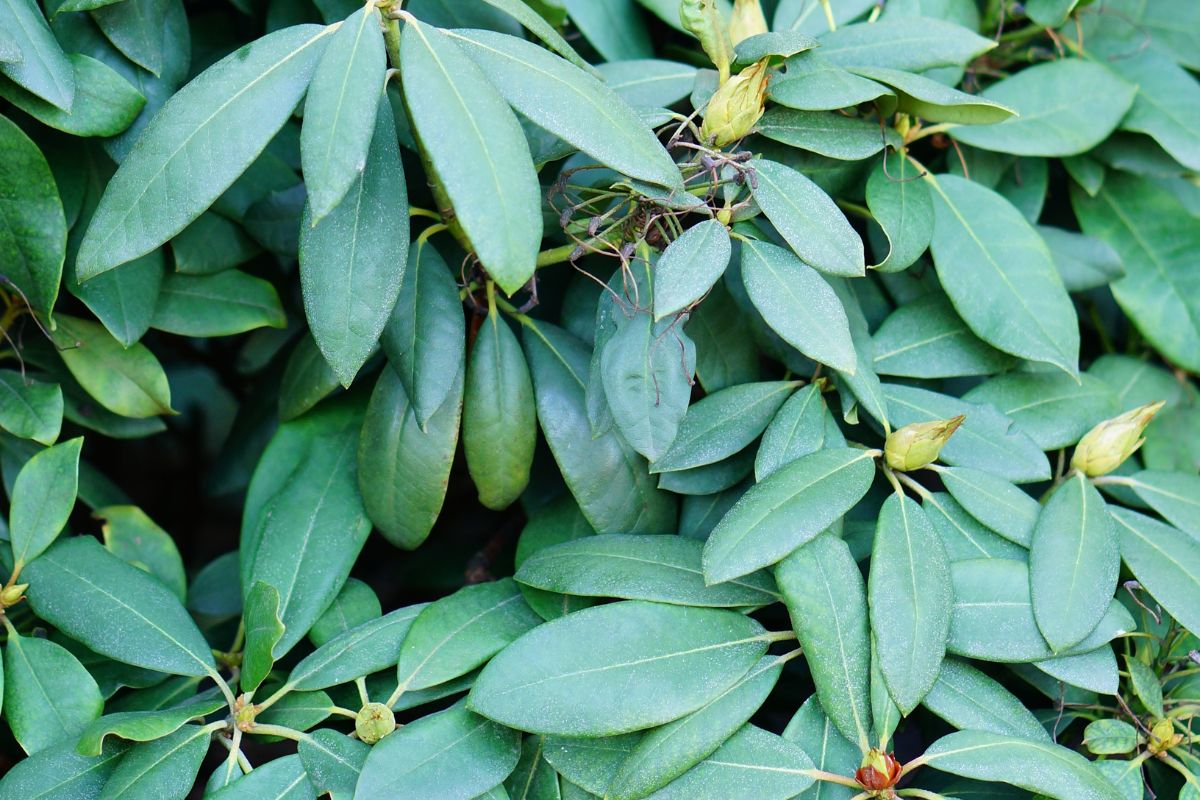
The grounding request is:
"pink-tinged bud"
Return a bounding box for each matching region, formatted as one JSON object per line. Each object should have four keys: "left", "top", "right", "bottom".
{"left": 884, "top": 415, "right": 965, "bottom": 472}
{"left": 856, "top": 749, "right": 902, "bottom": 791}
{"left": 1071, "top": 401, "right": 1164, "bottom": 476}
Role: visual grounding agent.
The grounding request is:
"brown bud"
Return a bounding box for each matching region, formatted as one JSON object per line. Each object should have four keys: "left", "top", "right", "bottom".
{"left": 856, "top": 749, "right": 902, "bottom": 791}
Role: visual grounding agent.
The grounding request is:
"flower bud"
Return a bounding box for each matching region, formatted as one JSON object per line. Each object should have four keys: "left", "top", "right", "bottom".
{"left": 884, "top": 415, "right": 965, "bottom": 472}
{"left": 680, "top": 0, "right": 733, "bottom": 83}
{"left": 729, "top": 0, "right": 768, "bottom": 45}
{"left": 1071, "top": 401, "right": 1164, "bottom": 477}
{"left": 856, "top": 749, "right": 902, "bottom": 791}
{"left": 355, "top": 702, "right": 396, "bottom": 745}
{"left": 0, "top": 583, "right": 27, "bottom": 607}
{"left": 1148, "top": 717, "right": 1183, "bottom": 754}
{"left": 700, "top": 58, "right": 769, "bottom": 147}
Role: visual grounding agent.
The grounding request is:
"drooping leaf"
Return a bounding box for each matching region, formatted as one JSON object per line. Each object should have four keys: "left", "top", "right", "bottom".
{"left": 748, "top": 159, "right": 865, "bottom": 277}
{"left": 76, "top": 696, "right": 225, "bottom": 756}
{"left": 51, "top": 315, "right": 174, "bottom": 418}
{"left": 285, "top": 604, "right": 426, "bottom": 692}
{"left": 1030, "top": 472, "right": 1120, "bottom": 652}
{"left": 927, "top": 173, "right": 1079, "bottom": 376}
{"left": 0, "top": 53, "right": 143, "bottom": 137}
{"left": 468, "top": 601, "right": 768, "bottom": 736}
{"left": 0, "top": 371, "right": 62, "bottom": 446}
{"left": 8, "top": 436, "right": 81, "bottom": 567}
{"left": 98, "top": 504, "right": 186, "bottom": 601}
{"left": 768, "top": 52, "right": 894, "bottom": 112}
{"left": 150, "top": 270, "right": 286, "bottom": 337}
{"left": 76, "top": 24, "right": 333, "bottom": 280}
{"left": 849, "top": 66, "right": 1013, "bottom": 124}
{"left": 869, "top": 493, "right": 951, "bottom": 714}
{"left": 865, "top": 155, "right": 932, "bottom": 272}
{"left": 871, "top": 293, "right": 1017, "bottom": 379}
{"left": 24, "top": 536, "right": 217, "bottom": 677}
{"left": 354, "top": 701, "right": 521, "bottom": 800}
{"left": 776, "top": 534, "right": 872, "bottom": 750}
{"left": 300, "top": 4, "right": 387, "bottom": 223}
{"left": 703, "top": 448, "right": 877, "bottom": 584}
{"left": 399, "top": 18, "right": 540, "bottom": 295}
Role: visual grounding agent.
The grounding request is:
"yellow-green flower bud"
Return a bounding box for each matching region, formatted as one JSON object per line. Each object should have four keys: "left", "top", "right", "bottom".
{"left": 700, "top": 58, "right": 769, "bottom": 146}
{"left": 680, "top": 0, "right": 733, "bottom": 84}
{"left": 1071, "top": 401, "right": 1164, "bottom": 477}
{"left": 729, "top": 0, "right": 768, "bottom": 45}
{"left": 355, "top": 702, "right": 396, "bottom": 744}
{"left": 0, "top": 583, "right": 27, "bottom": 607}
{"left": 884, "top": 415, "right": 965, "bottom": 472}
{"left": 1148, "top": 717, "right": 1182, "bottom": 754}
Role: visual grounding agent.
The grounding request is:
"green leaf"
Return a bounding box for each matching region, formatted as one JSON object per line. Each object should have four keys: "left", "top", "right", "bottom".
{"left": 947, "top": 558, "right": 1133, "bottom": 662}
{"left": 882, "top": 383, "right": 1050, "bottom": 483}
{"left": 543, "top": 735, "right": 639, "bottom": 795}
{"left": 0, "top": 371, "right": 62, "bottom": 445}
{"left": 0, "top": 0, "right": 74, "bottom": 110}
{"left": 653, "top": 381, "right": 796, "bottom": 474}
{"left": 871, "top": 293, "right": 1017, "bottom": 379}
{"left": 1030, "top": 473, "right": 1119, "bottom": 652}
{"left": 776, "top": 534, "right": 872, "bottom": 749}
{"left": 514, "top": 496, "right": 597, "bottom": 622}
{"left": 479, "top": 0, "right": 594, "bottom": 74}
{"left": 98, "top": 723, "right": 211, "bottom": 800}
{"left": 748, "top": 160, "right": 865, "bottom": 277}
{"left": 207, "top": 754, "right": 311, "bottom": 800}
{"left": 686, "top": 283, "right": 758, "bottom": 394}
{"left": 301, "top": 98, "right": 407, "bottom": 386}
{"left": 395, "top": 578, "right": 540, "bottom": 695}
{"left": 0, "top": 738, "right": 125, "bottom": 800}
{"left": 851, "top": 66, "right": 1015, "bottom": 124}
{"left": 607, "top": 657, "right": 784, "bottom": 800}
{"left": 523, "top": 321, "right": 675, "bottom": 534}
{"left": 503, "top": 736, "right": 559, "bottom": 800}
{"left": 703, "top": 448, "right": 877, "bottom": 584}
{"left": 50, "top": 314, "right": 174, "bottom": 418}
{"left": 1039, "top": 226, "right": 1124, "bottom": 292}
{"left": 781, "top": 697, "right": 858, "bottom": 800}
{"left": 150, "top": 270, "right": 286, "bottom": 337}
{"left": 0, "top": 53, "right": 143, "bottom": 136}
{"left": 1035, "top": 646, "right": 1118, "bottom": 695}
{"left": 255, "top": 687, "right": 332, "bottom": 735}
{"left": 355, "top": 700, "right": 521, "bottom": 799}
{"left": 9, "top": 436, "right": 81, "bottom": 567}
{"left": 923, "top": 658, "right": 1049, "bottom": 742}
{"left": 1072, "top": 172, "right": 1200, "bottom": 373}
{"left": 739, "top": 239, "right": 855, "bottom": 373}
{"left": 819, "top": 16, "right": 995, "bottom": 71}
{"left": 0, "top": 27, "right": 17, "bottom": 62}
{"left": 1110, "top": 507, "right": 1200, "bottom": 648}
{"left": 1083, "top": 719, "right": 1138, "bottom": 755}
{"left": 754, "top": 383, "right": 844, "bottom": 481}
{"left": 468, "top": 601, "right": 768, "bottom": 736}
{"left": 653, "top": 220, "right": 731, "bottom": 321}
{"left": 596, "top": 59, "right": 696, "bottom": 108}
{"left": 298, "top": 728, "right": 369, "bottom": 800}
{"left": 656, "top": 449, "right": 753, "bottom": 496}
{"left": 243, "top": 395, "right": 371, "bottom": 655}
{"left": 938, "top": 466, "right": 1039, "bottom": 548}
{"left": 733, "top": 31, "right": 817, "bottom": 66}
{"left": 448, "top": 28, "right": 682, "bottom": 192}
{"left": 300, "top": 5, "right": 386, "bottom": 223}
{"left": 76, "top": 24, "right": 333, "bottom": 280}
{"left": 170, "top": 213, "right": 260, "bottom": 275}
{"left": 515, "top": 533, "right": 779, "bottom": 608}
{"left": 380, "top": 241, "right": 465, "bottom": 427}
{"left": 869, "top": 493, "right": 952, "bottom": 714}
{"left": 357, "top": 364, "right": 463, "bottom": 550}
{"left": 399, "top": 19, "right": 540, "bottom": 295}
{"left": 66, "top": 243, "right": 164, "bottom": 348}
{"left": 865, "top": 156, "right": 932, "bottom": 272}
{"left": 278, "top": 333, "right": 341, "bottom": 422}
{"left": 3, "top": 627, "right": 103, "bottom": 754}
{"left": 24, "top": 537, "right": 217, "bottom": 677}
{"left": 90, "top": 0, "right": 171, "bottom": 76}
{"left": 602, "top": 310, "right": 696, "bottom": 462}
{"left": 77, "top": 696, "right": 225, "bottom": 756}
{"left": 309, "top": 578, "right": 380, "bottom": 647}
{"left": 1123, "top": 654, "right": 1163, "bottom": 719}
{"left": 767, "top": 52, "right": 894, "bottom": 112}
{"left": 561, "top": 0, "right": 652, "bottom": 62}
{"left": 463, "top": 308, "right": 536, "bottom": 510}
{"left": 963, "top": 372, "right": 1118, "bottom": 450}
{"left": 286, "top": 604, "right": 426, "bottom": 692}
{"left": 1126, "top": 470, "right": 1200, "bottom": 537}
{"left": 921, "top": 731, "right": 1123, "bottom": 800}
{"left": 0, "top": 113, "right": 66, "bottom": 315}
{"left": 927, "top": 173, "right": 1078, "bottom": 376}
{"left": 923, "top": 491, "right": 1028, "bottom": 562}
{"left": 951, "top": 59, "right": 1137, "bottom": 157}
{"left": 241, "top": 581, "right": 284, "bottom": 693}
{"left": 757, "top": 107, "right": 889, "bottom": 162}
{"left": 98, "top": 505, "right": 186, "bottom": 601}
{"left": 869, "top": 642, "right": 900, "bottom": 747}
{"left": 825, "top": 277, "right": 889, "bottom": 427}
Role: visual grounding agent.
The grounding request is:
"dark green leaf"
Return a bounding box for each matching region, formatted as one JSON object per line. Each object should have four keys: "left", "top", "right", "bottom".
{"left": 51, "top": 315, "right": 174, "bottom": 418}
{"left": 865, "top": 156, "right": 932, "bottom": 272}
{"left": 286, "top": 604, "right": 426, "bottom": 692}
{"left": 298, "top": 728, "right": 368, "bottom": 800}
{"left": 757, "top": 107, "right": 889, "bottom": 161}
{"left": 923, "top": 658, "right": 1049, "bottom": 742}
{"left": 76, "top": 696, "right": 225, "bottom": 756}
{"left": 819, "top": 17, "right": 994, "bottom": 72}
{"left": 0, "top": 0, "right": 74, "bottom": 109}
{"left": 9, "top": 436, "right": 80, "bottom": 567}
{"left": 938, "top": 466, "right": 1039, "bottom": 548}
{"left": 0, "top": 371, "right": 62, "bottom": 446}
{"left": 0, "top": 53, "right": 143, "bottom": 136}
{"left": 241, "top": 581, "right": 284, "bottom": 692}
{"left": 754, "top": 383, "right": 844, "bottom": 480}
{"left": 98, "top": 505, "right": 186, "bottom": 601}
{"left": 653, "top": 220, "right": 731, "bottom": 321}
{"left": 872, "top": 293, "right": 1017, "bottom": 379}
{"left": 98, "top": 723, "right": 211, "bottom": 800}
{"left": 308, "top": 578, "right": 380, "bottom": 647}
{"left": 150, "top": 270, "right": 286, "bottom": 337}
{"left": 962, "top": 372, "right": 1117, "bottom": 450}
{"left": 1110, "top": 507, "right": 1200, "bottom": 641}
{"left": 0, "top": 738, "right": 125, "bottom": 800}
{"left": 3, "top": 627, "right": 103, "bottom": 754}
{"left": 0, "top": 113, "right": 66, "bottom": 314}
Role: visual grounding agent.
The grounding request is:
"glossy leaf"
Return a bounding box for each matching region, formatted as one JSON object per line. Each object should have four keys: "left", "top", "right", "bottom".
{"left": 703, "top": 448, "right": 877, "bottom": 584}
{"left": 0, "top": 0, "right": 74, "bottom": 110}
{"left": 748, "top": 159, "right": 865, "bottom": 277}
{"left": 51, "top": 314, "right": 174, "bottom": 419}
{"left": 869, "top": 493, "right": 951, "bottom": 714}
{"left": 0, "top": 371, "right": 62, "bottom": 446}
{"left": 1030, "top": 473, "right": 1120, "bottom": 652}
{"left": 151, "top": 270, "right": 286, "bottom": 337}
{"left": 241, "top": 581, "right": 284, "bottom": 693}
{"left": 399, "top": 19, "right": 540, "bottom": 295}
{"left": 77, "top": 24, "right": 334, "bottom": 280}
{"left": 0, "top": 113, "right": 66, "bottom": 314}
{"left": 776, "top": 534, "right": 872, "bottom": 749}
{"left": 468, "top": 601, "right": 768, "bottom": 736}
{"left": 76, "top": 696, "right": 225, "bottom": 756}
{"left": 286, "top": 604, "right": 426, "bottom": 692}
{"left": 9, "top": 436, "right": 81, "bottom": 567}
{"left": 0, "top": 53, "right": 143, "bottom": 137}
{"left": 98, "top": 723, "right": 210, "bottom": 800}
{"left": 24, "top": 536, "right": 216, "bottom": 677}
{"left": 4, "top": 628, "right": 103, "bottom": 754}
{"left": 819, "top": 17, "right": 994, "bottom": 72}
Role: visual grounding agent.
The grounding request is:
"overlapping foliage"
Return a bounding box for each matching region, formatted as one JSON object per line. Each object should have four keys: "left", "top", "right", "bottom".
{"left": 0, "top": 0, "right": 1197, "bottom": 797}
